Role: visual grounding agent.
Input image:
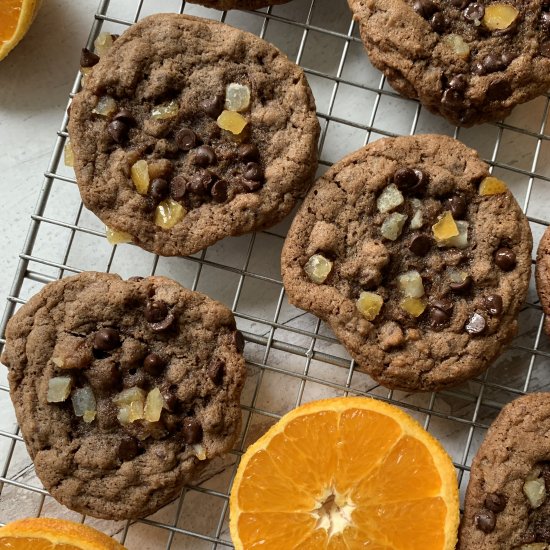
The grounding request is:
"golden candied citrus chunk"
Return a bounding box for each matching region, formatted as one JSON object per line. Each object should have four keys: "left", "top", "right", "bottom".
{"left": 0, "top": 0, "right": 41, "bottom": 61}
{"left": 479, "top": 176, "right": 508, "bottom": 196}
{"left": 230, "top": 397, "right": 459, "bottom": 550}
{"left": 0, "top": 517, "right": 127, "bottom": 549}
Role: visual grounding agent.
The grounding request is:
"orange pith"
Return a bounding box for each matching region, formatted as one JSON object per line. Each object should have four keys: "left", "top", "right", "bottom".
{"left": 230, "top": 397, "right": 459, "bottom": 550}
{"left": 0, "top": 0, "right": 41, "bottom": 61}
{"left": 0, "top": 518, "right": 127, "bottom": 550}
{"left": 0, "top": 0, "right": 23, "bottom": 43}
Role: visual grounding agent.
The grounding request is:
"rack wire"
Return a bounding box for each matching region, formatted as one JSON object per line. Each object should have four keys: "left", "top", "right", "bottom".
{"left": 0, "top": 0, "right": 549, "bottom": 547}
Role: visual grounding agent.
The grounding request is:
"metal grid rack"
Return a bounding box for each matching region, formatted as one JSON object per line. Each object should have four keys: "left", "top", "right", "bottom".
{"left": 0, "top": 0, "right": 549, "bottom": 547}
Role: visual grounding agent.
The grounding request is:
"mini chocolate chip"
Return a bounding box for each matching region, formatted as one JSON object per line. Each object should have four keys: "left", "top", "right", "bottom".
{"left": 80, "top": 48, "right": 100, "bottom": 68}
{"left": 244, "top": 162, "right": 263, "bottom": 181}
{"left": 429, "top": 306, "right": 451, "bottom": 328}
{"left": 484, "top": 493, "right": 507, "bottom": 513}
{"left": 162, "top": 391, "right": 178, "bottom": 412}
{"left": 150, "top": 178, "right": 169, "bottom": 201}
{"left": 484, "top": 294, "right": 503, "bottom": 316}
{"left": 463, "top": 3, "right": 484, "bottom": 21}
{"left": 542, "top": 12, "right": 550, "bottom": 33}
{"left": 150, "top": 312, "right": 175, "bottom": 332}
{"left": 430, "top": 12, "right": 448, "bottom": 33}
{"left": 211, "top": 179, "right": 228, "bottom": 203}
{"left": 494, "top": 247, "right": 516, "bottom": 271}
{"left": 188, "top": 171, "right": 214, "bottom": 195}
{"left": 93, "top": 328, "right": 120, "bottom": 351}
{"left": 241, "top": 178, "right": 263, "bottom": 192}
{"left": 194, "top": 145, "right": 217, "bottom": 167}
{"left": 542, "top": 41, "right": 550, "bottom": 58}
{"left": 442, "top": 89, "right": 462, "bottom": 106}
{"left": 145, "top": 300, "right": 168, "bottom": 323}
{"left": 238, "top": 143, "right": 260, "bottom": 162}
{"left": 128, "top": 276, "right": 144, "bottom": 282}
{"left": 410, "top": 234, "right": 433, "bottom": 256}
{"left": 486, "top": 80, "right": 512, "bottom": 101}
{"left": 170, "top": 176, "right": 187, "bottom": 201}
{"left": 394, "top": 167, "right": 429, "bottom": 193}
{"left": 208, "top": 358, "right": 225, "bottom": 385}
{"left": 182, "top": 417, "right": 203, "bottom": 444}
{"left": 450, "top": 275, "right": 472, "bottom": 293}
{"left": 413, "top": 0, "right": 438, "bottom": 19}
{"left": 200, "top": 94, "right": 224, "bottom": 118}
{"left": 113, "top": 109, "right": 135, "bottom": 125}
{"left": 143, "top": 353, "right": 166, "bottom": 375}
{"left": 447, "top": 195, "right": 467, "bottom": 219}
{"left": 474, "top": 511, "right": 496, "bottom": 533}
{"left": 431, "top": 298, "right": 454, "bottom": 313}
{"left": 118, "top": 437, "right": 139, "bottom": 461}
{"left": 465, "top": 312, "right": 487, "bottom": 335}
{"left": 448, "top": 74, "right": 468, "bottom": 92}
{"left": 176, "top": 128, "right": 197, "bottom": 151}
{"left": 108, "top": 120, "right": 129, "bottom": 144}
{"left": 234, "top": 330, "right": 245, "bottom": 353}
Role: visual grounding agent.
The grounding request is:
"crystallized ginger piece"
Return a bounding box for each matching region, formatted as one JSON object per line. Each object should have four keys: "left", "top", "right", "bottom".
{"left": 482, "top": 4, "right": 519, "bottom": 31}
{"left": 217, "top": 110, "right": 248, "bottom": 135}
{"left": 356, "top": 291, "right": 384, "bottom": 321}
{"left": 304, "top": 254, "right": 333, "bottom": 284}
{"left": 400, "top": 297, "right": 427, "bottom": 317}
{"left": 155, "top": 199, "right": 186, "bottom": 229}
{"left": 479, "top": 176, "right": 507, "bottom": 196}
{"left": 432, "top": 211, "right": 459, "bottom": 242}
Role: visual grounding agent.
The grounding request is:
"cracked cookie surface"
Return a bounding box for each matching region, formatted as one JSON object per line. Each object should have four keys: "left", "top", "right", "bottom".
{"left": 68, "top": 13, "right": 319, "bottom": 257}
{"left": 1, "top": 272, "right": 246, "bottom": 520}
{"left": 281, "top": 134, "right": 532, "bottom": 391}
{"left": 348, "top": 0, "right": 550, "bottom": 126}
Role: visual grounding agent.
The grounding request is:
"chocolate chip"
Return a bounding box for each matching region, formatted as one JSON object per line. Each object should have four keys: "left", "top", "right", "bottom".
{"left": 409, "top": 234, "right": 433, "bottom": 256}
{"left": 150, "top": 178, "right": 169, "bottom": 201}
{"left": 474, "top": 511, "right": 496, "bottom": 533}
{"left": 108, "top": 120, "right": 129, "bottom": 144}
{"left": 211, "top": 179, "right": 228, "bottom": 203}
{"left": 448, "top": 74, "right": 468, "bottom": 93}
{"left": 93, "top": 328, "right": 120, "bottom": 351}
{"left": 413, "top": 0, "right": 438, "bottom": 19}
{"left": 244, "top": 162, "right": 263, "bottom": 182}
{"left": 200, "top": 94, "right": 224, "bottom": 118}
{"left": 484, "top": 294, "right": 503, "bottom": 316}
{"left": 145, "top": 300, "right": 168, "bottom": 323}
{"left": 113, "top": 109, "right": 135, "bottom": 125}
{"left": 394, "top": 167, "right": 429, "bottom": 193}
{"left": 187, "top": 171, "right": 214, "bottom": 196}
{"left": 162, "top": 391, "right": 178, "bottom": 413}
{"left": 494, "top": 247, "right": 516, "bottom": 271}
{"left": 182, "top": 417, "right": 203, "bottom": 444}
{"left": 118, "top": 437, "right": 139, "bottom": 461}
{"left": 431, "top": 298, "right": 454, "bottom": 313}
{"left": 542, "top": 12, "right": 550, "bottom": 33}
{"left": 465, "top": 312, "right": 487, "bottom": 335}
{"left": 429, "top": 306, "right": 451, "bottom": 328}
{"left": 238, "top": 143, "right": 260, "bottom": 162}
{"left": 474, "top": 53, "right": 512, "bottom": 75}
{"left": 176, "top": 128, "right": 197, "bottom": 151}
{"left": 80, "top": 48, "right": 100, "bottom": 68}
{"left": 128, "top": 276, "right": 144, "bottom": 282}
{"left": 463, "top": 3, "right": 484, "bottom": 21}
{"left": 170, "top": 176, "right": 187, "bottom": 201}
{"left": 430, "top": 12, "right": 448, "bottom": 33}
{"left": 143, "top": 353, "right": 166, "bottom": 375}
{"left": 441, "top": 89, "right": 462, "bottom": 106}
{"left": 542, "top": 41, "right": 550, "bottom": 58}
{"left": 240, "top": 178, "right": 263, "bottom": 192}
{"left": 486, "top": 80, "right": 512, "bottom": 101}
{"left": 194, "top": 145, "right": 216, "bottom": 167}
{"left": 484, "top": 493, "right": 507, "bottom": 513}
{"left": 446, "top": 195, "right": 468, "bottom": 219}
{"left": 150, "top": 312, "right": 175, "bottom": 333}
{"left": 207, "top": 358, "right": 225, "bottom": 385}
{"left": 234, "top": 330, "right": 245, "bottom": 353}
{"left": 450, "top": 275, "right": 472, "bottom": 293}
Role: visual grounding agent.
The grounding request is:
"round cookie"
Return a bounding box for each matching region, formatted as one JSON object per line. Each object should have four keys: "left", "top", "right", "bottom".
{"left": 186, "top": 0, "right": 290, "bottom": 9}
{"left": 347, "top": 0, "right": 550, "bottom": 126}
{"left": 536, "top": 224, "right": 550, "bottom": 337}
{"left": 459, "top": 393, "right": 550, "bottom": 548}
{"left": 1, "top": 272, "right": 246, "bottom": 520}
{"left": 68, "top": 14, "right": 319, "bottom": 257}
{"left": 281, "top": 134, "right": 532, "bottom": 392}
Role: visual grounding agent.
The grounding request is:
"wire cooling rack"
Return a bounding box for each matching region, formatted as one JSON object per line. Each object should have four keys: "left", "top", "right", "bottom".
{"left": 1, "top": 0, "right": 549, "bottom": 547}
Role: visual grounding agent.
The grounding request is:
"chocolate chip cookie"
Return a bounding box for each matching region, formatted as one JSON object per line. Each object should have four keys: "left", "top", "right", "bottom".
{"left": 536, "top": 225, "right": 550, "bottom": 337}
{"left": 186, "top": 0, "right": 290, "bottom": 9}
{"left": 1, "top": 272, "right": 246, "bottom": 520}
{"left": 459, "top": 393, "right": 550, "bottom": 548}
{"left": 68, "top": 13, "right": 319, "bottom": 257}
{"left": 281, "top": 134, "right": 532, "bottom": 391}
{"left": 348, "top": 0, "right": 550, "bottom": 126}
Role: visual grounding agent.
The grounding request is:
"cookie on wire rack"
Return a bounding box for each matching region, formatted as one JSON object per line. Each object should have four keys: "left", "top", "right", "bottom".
{"left": 347, "top": 0, "right": 550, "bottom": 126}
{"left": 536, "top": 224, "right": 550, "bottom": 337}
{"left": 68, "top": 13, "right": 319, "bottom": 257}
{"left": 186, "top": 0, "right": 290, "bottom": 8}
{"left": 1, "top": 272, "right": 246, "bottom": 520}
{"left": 281, "top": 134, "right": 532, "bottom": 392}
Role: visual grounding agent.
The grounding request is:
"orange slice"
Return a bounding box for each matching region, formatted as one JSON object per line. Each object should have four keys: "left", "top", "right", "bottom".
{"left": 230, "top": 397, "right": 459, "bottom": 550}
{"left": 0, "top": 0, "right": 42, "bottom": 61}
{"left": 0, "top": 517, "right": 126, "bottom": 549}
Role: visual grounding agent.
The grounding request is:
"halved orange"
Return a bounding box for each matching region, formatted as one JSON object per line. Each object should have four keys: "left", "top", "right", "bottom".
{"left": 0, "top": 517, "right": 126, "bottom": 549}
{"left": 0, "top": 0, "right": 42, "bottom": 61}
{"left": 230, "top": 397, "right": 459, "bottom": 550}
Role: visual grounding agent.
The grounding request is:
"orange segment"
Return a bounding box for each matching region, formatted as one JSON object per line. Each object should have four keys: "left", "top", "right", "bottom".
{"left": 230, "top": 397, "right": 459, "bottom": 550}
{"left": 0, "top": 518, "right": 126, "bottom": 550}
{"left": 0, "top": 0, "right": 41, "bottom": 61}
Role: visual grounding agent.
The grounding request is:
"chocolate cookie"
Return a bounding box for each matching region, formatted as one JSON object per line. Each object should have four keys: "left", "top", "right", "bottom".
{"left": 536, "top": 225, "right": 550, "bottom": 337}
{"left": 459, "top": 393, "right": 550, "bottom": 548}
{"left": 1, "top": 272, "right": 246, "bottom": 520}
{"left": 68, "top": 14, "right": 319, "bottom": 257}
{"left": 281, "top": 134, "right": 532, "bottom": 391}
{"left": 186, "top": 0, "right": 290, "bottom": 9}
{"left": 347, "top": 0, "right": 550, "bottom": 126}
